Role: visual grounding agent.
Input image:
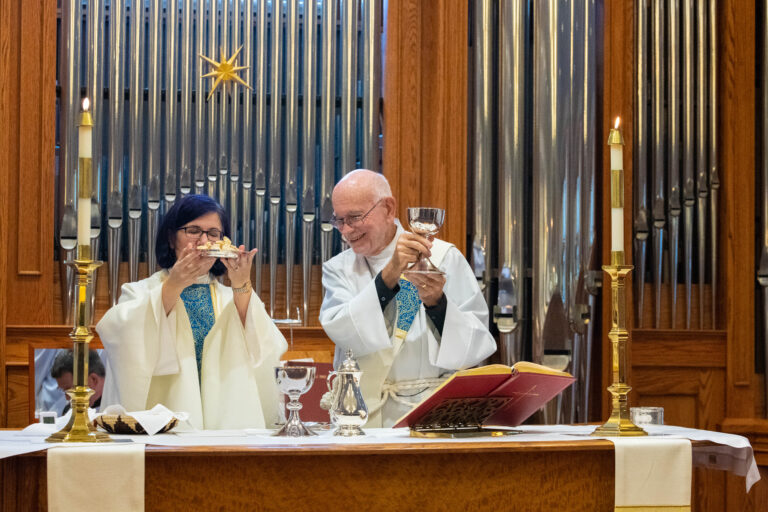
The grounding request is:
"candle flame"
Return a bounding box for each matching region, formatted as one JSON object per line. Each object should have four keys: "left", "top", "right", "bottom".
{"left": 82, "top": 97, "right": 90, "bottom": 112}
{"left": 614, "top": 116, "right": 620, "bottom": 129}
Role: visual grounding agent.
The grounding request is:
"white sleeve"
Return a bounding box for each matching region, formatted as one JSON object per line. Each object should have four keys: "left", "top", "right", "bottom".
{"left": 319, "top": 260, "right": 395, "bottom": 358}
{"left": 96, "top": 277, "right": 174, "bottom": 411}
{"left": 242, "top": 291, "right": 288, "bottom": 367}
{"left": 427, "top": 248, "right": 497, "bottom": 369}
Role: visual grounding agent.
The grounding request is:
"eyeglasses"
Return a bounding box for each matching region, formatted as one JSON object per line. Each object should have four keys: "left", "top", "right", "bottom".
{"left": 330, "top": 199, "right": 383, "bottom": 231}
{"left": 177, "top": 226, "right": 223, "bottom": 240}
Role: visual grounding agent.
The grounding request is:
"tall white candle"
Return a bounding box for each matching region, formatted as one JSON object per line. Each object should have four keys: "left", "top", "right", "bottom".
{"left": 77, "top": 98, "right": 93, "bottom": 250}
{"left": 608, "top": 117, "right": 624, "bottom": 254}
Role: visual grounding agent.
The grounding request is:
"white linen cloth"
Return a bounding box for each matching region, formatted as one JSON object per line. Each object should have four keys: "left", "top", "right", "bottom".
{"left": 47, "top": 443, "right": 145, "bottom": 512}
{"left": 612, "top": 437, "right": 692, "bottom": 510}
{"left": 320, "top": 220, "right": 497, "bottom": 426}
{"left": 96, "top": 271, "right": 287, "bottom": 430}
{"left": 96, "top": 404, "right": 191, "bottom": 435}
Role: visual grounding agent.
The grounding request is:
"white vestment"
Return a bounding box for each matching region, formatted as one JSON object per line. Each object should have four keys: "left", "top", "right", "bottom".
{"left": 96, "top": 271, "right": 287, "bottom": 430}
{"left": 319, "top": 222, "right": 497, "bottom": 427}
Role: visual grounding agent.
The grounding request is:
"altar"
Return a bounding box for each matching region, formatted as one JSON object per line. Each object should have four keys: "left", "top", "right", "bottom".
{"left": 1, "top": 425, "right": 760, "bottom": 511}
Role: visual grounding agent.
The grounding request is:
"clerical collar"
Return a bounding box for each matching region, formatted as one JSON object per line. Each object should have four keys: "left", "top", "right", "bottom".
{"left": 364, "top": 219, "right": 404, "bottom": 274}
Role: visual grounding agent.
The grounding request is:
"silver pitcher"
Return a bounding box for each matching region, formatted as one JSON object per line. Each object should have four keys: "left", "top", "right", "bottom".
{"left": 327, "top": 349, "right": 368, "bottom": 436}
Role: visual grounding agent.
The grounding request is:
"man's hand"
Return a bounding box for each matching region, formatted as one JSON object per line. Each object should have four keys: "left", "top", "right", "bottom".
{"left": 381, "top": 233, "right": 432, "bottom": 288}
{"left": 407, "top": 272, "right": 446, "bottom": 307}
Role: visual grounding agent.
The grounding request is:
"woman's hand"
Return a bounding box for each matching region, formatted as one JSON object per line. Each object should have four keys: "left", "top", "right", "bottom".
{"left": 222, "top": 246, "right": 259, "bottom": 325}
{"left": 162, "top": 243, "right": 216, "bottom": 314}
{"left": 221, "top": 245, "right": 258, "bottom": 289}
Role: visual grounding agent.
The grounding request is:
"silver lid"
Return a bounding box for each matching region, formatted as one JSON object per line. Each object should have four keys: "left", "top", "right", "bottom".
{"left": 339, "top": 348, "right": 361, "bottom": 372}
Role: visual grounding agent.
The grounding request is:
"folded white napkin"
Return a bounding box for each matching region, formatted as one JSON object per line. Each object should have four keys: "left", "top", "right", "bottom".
{"left": 98, "top": 404, "right": 190, "bottom": 435}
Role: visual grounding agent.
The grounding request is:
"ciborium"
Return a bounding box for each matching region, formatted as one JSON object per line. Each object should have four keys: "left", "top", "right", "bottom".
{"left": 406, "top": 207, "right": 446, "bottom": 274}
{"left": 274, "top": 366, "right": 318, "bottom": 437}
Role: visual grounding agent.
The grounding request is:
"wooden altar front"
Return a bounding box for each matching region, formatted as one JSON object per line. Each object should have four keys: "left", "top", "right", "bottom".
{"left": 4, "top": 439, "right": 618, "bottom": 511}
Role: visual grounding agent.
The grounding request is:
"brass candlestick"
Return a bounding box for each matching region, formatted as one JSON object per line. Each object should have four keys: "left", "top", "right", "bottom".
{"left": 592, "top": 121, "right": 645, "bottom": 437}
{"left": 591, "top": 251, "right": 646, "bottom": 437}
{"left": 47, "top": 107, "right": 111, "bottom": 443}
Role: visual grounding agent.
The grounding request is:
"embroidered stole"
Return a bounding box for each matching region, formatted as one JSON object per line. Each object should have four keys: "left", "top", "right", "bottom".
{"left": 394, "top": 276, "right": 422, "bottom": 341}
{"left": 180, "top": 284, "right": 216, "bottom": 376}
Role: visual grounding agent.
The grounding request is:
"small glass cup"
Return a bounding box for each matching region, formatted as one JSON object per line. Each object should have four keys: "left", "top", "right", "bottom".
{"left": 630, "top": 406, "right": 664, "bottom": 426}
{"left": 38, "top": 411, "right": 57, "bottom": 425}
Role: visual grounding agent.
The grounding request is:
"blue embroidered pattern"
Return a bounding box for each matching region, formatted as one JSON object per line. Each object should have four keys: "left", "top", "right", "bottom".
{"left": 179, "top": 284, "right": 215, "bottom": 376}
{"left": 395, "top": 277, "right": 421, "bottom": 337}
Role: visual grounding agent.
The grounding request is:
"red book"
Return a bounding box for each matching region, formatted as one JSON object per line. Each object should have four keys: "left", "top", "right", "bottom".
{"left": 284, "top": 361, "right": 334, "bottom": 423}
{"left": 392, "top": 362, "right": 575, "bottom": 430}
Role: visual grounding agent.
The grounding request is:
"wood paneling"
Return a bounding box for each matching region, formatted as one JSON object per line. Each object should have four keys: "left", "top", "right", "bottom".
{"left": 721, "top": 0, "right": 757, "bottom": 413}
{"left": 3, "top": 0, "right": 55, "bottom": 326}
{"left": 632, "top": 330, "right": 727, "bottom": 368}
{"left": 383, "top": 0, "right": 467, "bottom": 253}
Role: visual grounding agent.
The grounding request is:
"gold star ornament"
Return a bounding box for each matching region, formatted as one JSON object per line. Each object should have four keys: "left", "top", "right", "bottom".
{"left": 199, "top": 45, "right": 252, "bottom": 101}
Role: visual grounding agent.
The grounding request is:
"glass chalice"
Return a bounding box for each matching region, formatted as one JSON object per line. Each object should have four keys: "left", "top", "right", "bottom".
{"left": 406, "top": 207, "right": 446, "bottom": 274}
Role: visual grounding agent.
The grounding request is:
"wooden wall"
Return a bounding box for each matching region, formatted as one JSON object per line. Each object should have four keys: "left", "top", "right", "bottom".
{"left": 383, "top": 0, "right": 468, "bottom": 253}
{"left": 0, "top": 0, "right": 57, "bottom": 427}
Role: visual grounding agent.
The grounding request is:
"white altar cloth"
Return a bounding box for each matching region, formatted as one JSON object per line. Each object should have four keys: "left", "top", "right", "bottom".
{"left": 1, "top": 424, "right": 760, "bottom": 492}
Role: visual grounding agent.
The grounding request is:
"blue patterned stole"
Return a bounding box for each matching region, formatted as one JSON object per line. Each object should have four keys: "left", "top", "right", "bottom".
{"left": 394, "top": 276, "right": 422, "bottom": 340}
{"left": 179, "top": 284, "right": 216, "bottom": 377}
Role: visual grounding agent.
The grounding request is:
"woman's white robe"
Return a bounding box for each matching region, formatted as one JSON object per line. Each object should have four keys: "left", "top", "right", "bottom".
{"left": 96, "top": 271, "right": 287, "bottom": 430}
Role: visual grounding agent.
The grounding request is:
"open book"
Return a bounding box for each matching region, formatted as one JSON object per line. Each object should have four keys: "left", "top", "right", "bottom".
{"left": 392, "top": 362, "right": 575, "bottom": 431}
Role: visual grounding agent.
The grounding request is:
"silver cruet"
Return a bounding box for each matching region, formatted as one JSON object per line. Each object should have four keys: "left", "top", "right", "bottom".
{"left": 327, "top": 349, "right": 368, "bottom": 436}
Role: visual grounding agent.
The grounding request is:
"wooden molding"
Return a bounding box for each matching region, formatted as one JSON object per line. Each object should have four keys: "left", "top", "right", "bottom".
{"left": 0, "top": 0, "right": 10, "bottom": 427}
{"left": 721, "top": 418, "right": 768, "bottom": 466}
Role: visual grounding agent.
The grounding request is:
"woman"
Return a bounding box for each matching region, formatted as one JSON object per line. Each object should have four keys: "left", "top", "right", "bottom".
{"left": 97, "top": 195, "right": 287, "bottom": 429}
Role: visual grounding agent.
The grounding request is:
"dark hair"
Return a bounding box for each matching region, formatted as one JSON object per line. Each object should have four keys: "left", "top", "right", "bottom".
{"left": 156, "top": 194, "right": 230, "bottom": 276}
{"left": 51, "top": 350, "right": 106, "bottom": 378}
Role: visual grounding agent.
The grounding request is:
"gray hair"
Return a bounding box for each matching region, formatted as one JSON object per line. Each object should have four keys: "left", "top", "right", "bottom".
{"left": 338, "top": 169, "right": 392, "bottom": 201}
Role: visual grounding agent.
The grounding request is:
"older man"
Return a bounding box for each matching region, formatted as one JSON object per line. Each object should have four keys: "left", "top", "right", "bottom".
{"left": 320, "top": 170, "right": 496, "bottom": 427}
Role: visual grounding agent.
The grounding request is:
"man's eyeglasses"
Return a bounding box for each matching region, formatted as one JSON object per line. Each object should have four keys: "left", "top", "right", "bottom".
{"left": 330, "top": 199, "right": 383, "bottom": 231}
{"left": 178, "top": 226, "right": 223, "bottom": 240}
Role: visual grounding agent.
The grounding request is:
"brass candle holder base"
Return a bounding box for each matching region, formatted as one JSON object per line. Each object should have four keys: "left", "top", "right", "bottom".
{"left": 46, "top": 383, "right": 111, "bottom": 443}
{"left": 591, "top": 262, "right": 647, "bottom": 437}
{"left": 46, "top": 259, "right": 112, "bottom": 443}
